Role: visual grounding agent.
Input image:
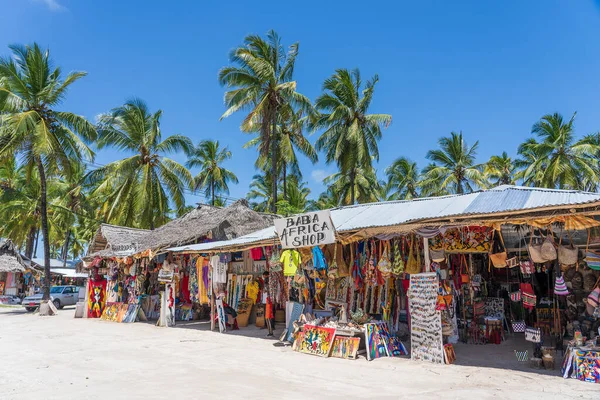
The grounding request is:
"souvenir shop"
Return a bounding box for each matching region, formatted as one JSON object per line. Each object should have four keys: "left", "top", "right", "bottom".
{"left": 167, "top": 213, "right": 600, "bottom": 373}
{"left": 0, "top": 240, "right": 38, "bottom": 299}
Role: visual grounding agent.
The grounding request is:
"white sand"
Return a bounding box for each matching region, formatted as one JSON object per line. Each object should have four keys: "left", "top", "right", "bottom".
{"left": 0, "top": 306, "right": 596, "bottom": 399}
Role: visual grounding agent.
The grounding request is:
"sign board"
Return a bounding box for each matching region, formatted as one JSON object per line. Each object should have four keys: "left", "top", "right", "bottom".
{"left": 274, "top": 210, "right": 336, "bottom": 249}
{"left": 157, "top": 269, "right": 174, "bottom": 283}
{"left": 408, "top": 272, "right": 444, "bottom": 364}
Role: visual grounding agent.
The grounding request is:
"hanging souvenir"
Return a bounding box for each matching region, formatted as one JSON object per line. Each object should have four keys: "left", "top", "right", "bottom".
{"left": 554, "top": 275, "right": 569, "bottom": 296}
{"left": 376, "top": 240, "right": 392, "bottom": 279}
{"left": 392, "top": 238, "right": 405, "bottom": 275}
{"left": 489, "top": 229, "right": 508, "bottom": 268}
{"left": 520, "top": 260, "right": 534, "bottom": 275}
{"left": 509, "top": 290, "right": 522, "bottom": 302}
{"left": 405, "top": 235, "right": 421, "bottom": 275}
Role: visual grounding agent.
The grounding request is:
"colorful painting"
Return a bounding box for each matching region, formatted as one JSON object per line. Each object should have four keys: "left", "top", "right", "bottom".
{"left": 0, "top": 281, "right": 4, "bottom": 295}
{"left": 286, "top": 301, "right": 305, "bottom": 341}
{"left": 293, "top": 324, "right": 336, "bottom": 357}
{"left": 430, "top": 227, "right": 492, "bottom": 253}
{"left": 444, "top": 344, "right": 456, "bottom": 364}
{"left": 375, "top": 321, "right": 407, "bottom": 357}
{"left": 101, "top": 302, "right": 118, "bottom": 321}
{"left": 122, "top": 304, "right": 139, "bottom": 323}
{"left": 572, "top": 349, "right": 600, "bottom": 383}
{"left": 365, "top": 323, "right": 389, "bottom": 360}
{"left": 87, "top": 278, "right": 107, "bottom": 318}
{"left": 175, "top": 304, "right": 193, "bottom": 321}
{"left": 330, "top": 336, "right": 360, "bottom": 360}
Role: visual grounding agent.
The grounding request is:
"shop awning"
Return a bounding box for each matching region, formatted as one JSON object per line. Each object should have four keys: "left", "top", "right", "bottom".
{"left": 167, "top": 185, "right": 600, "bottom": 253}
{"left": 50, "top": 268, "right": 88, "bottom": 278}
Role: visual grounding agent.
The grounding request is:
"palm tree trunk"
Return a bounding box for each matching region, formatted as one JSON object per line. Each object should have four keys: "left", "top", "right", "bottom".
{"left": 25, "top": 226, "right": 36, "bottom": 259}
{"left": 350, "top": 168, "right": 356, "bottom": 205}
{"left": 62, "top": 229, "right": 70, "bottom": 267}
{"left": 35, "top": 157, "right": 51, "bottom": 301}
{"left": 33, "top": 229, "right": 39, "bottom": 258}
{"left": 211, "top": 177, "right": 215, "bottom": 206}
{"left": 271, "top": 112, "right": 278, "bottom": 214}
{"left": 283, "top": 163, "right": 287, "bottom": 200}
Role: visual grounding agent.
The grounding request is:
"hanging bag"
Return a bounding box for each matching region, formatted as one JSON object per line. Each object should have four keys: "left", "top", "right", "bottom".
{"left": 392, "top": 238, "right": 405, "bottom": 276}
{"left": 489, "top": 229, "right": 508, "bottom": 268}
{"left": 376, "top": 240, "right": 392, "bottom": 278}
{"left": 430, "top": 246, "right": 445, "bottom": 263}
{"left": 540, "top": 229, "right": 557, "bottom": 261}
{"left": 525, "top": 326, "right": 541, "bottom": 343}
{"left": 512, "top": 320, "right": 526, "bottom": 333}
{"left": 558, "top": 230, "right": 578, "bottom": 266}
{"left": 460, "top": 255, "right": 470, "bottom": 285}
{"left": 405, "top": 235, "right": 421, "bottom": 274}
{"left": 510, "top": 290, "right": 522, "bottom": 302}
{"left": 528, "top": 227, "right": 547, "bottom": 264}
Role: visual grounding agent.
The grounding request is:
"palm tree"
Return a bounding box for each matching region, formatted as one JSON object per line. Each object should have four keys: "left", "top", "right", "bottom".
{"left": 421, "top": 131, "right": 485, "bottom": 195}
{"left": 324, "top": 165, "right": 381, "bottom": 205}
{"left": 247, "top": 172, "right": 273, "bottom": 212}
{"left": 186, "top": 140, "right": 238, "bottom": 206}
{"left": 313, "top": 68, "right": 391, "bottom": 204}
{"left": 515, "top": 138, "right": 545, "bottom": 187}
{"left": 309, "top": 187, "right": 339, "bottom": 210}
{"left": 484, "top": 151, "right": 516, "bottom": 186}
{"left": 89, "top": 99, "right": 193, "bottom": 230}
{"left": 247, "top": 105, "right": 318, "bottom": 200}
{"left": 276, "top": 175, "right": 311, "bottom": 216}
{"left": 219, "top": 30, "right": 311, "bottom": 213}
{"left": 0, "top": 158, "right": 42, "bottom": 255}
{"left": 0, "top": 43, "right": 97, "bottom": 300}
{"left": 519, "top": 113, "right": 600, "bottom": 189}
{"left": 385, "top": 157, "right": 420, "bottom": 200}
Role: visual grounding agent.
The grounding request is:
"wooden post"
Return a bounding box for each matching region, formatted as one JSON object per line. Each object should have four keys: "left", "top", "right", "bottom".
{"left": 210, "top": 288, "right": 215, "bottom": 331}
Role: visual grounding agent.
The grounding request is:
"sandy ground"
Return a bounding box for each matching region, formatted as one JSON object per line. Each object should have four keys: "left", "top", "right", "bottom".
{"left": 0, "top": 306, "right": 597, "bottom": 400}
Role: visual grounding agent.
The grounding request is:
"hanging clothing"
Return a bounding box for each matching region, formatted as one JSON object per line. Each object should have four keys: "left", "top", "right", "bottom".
{"left": 280, "top": 250, "right": 301, "bottom": 276}
{"left": 211, "top": 255, "right": 227, "bottom": 283}
{"left": 250, "top": 247, "right": 264, "bottom": 261}
{"left": 312, "top": 246, "right": 328, "bottom": 271}
{"left": 198, "top": 258, "right": 210, "bottom": 304}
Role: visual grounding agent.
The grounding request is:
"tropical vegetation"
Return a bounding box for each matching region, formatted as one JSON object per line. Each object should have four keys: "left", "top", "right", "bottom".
{"left": 2, "top": 35, "right": 600, "bottom": 301}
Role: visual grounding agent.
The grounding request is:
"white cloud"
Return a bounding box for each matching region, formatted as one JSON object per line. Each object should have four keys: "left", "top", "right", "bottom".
{"left": 33, "top": 0, "right": 66, "bottom": 12}
{"left": 311, "top": 169, "right": 329, "bottom": 183}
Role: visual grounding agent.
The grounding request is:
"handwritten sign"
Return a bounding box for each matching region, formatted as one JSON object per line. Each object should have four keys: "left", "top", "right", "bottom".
{"left": 274, "top": 210, "right": 336, "bottom": 249}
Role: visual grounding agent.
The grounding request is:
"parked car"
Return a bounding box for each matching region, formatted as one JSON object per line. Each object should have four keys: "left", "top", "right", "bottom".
{"left": 22, "top": 286, "right": 80, "bottom": 312}
{"left": 0, "top": 295, "right": 22, "bottom": 305}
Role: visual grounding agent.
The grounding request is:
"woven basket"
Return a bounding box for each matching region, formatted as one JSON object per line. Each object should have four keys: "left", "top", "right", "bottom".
{"left": 529, "top": 357, "right": 543, "bottom": 369}
{"left": 558, "top": 244, "right": 578, "bottom": 266}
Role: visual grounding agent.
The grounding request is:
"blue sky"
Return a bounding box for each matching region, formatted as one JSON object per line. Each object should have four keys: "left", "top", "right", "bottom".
{"left": 2, "top": 0, "right": 600, "bottom": 206}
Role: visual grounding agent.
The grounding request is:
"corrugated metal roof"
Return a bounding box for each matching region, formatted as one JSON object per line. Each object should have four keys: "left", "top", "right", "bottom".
{"left": 168, "top": 185, "right": 600, "bottom": 253}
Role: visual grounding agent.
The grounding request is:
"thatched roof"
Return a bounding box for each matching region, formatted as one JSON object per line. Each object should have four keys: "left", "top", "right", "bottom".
{"left": 86, "top": 223, "right": 150, "bottom": 257}
{"left": 0, "top": 240, "right": 26, "bottom": 273}
{"left": 84, "top": 200, "right": 275, "bottom": 260}
{"left": 135, "top": 199, "right": 276, "bottom": 255}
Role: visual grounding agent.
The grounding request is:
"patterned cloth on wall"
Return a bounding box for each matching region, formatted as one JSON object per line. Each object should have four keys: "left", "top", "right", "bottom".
{"left": 87, "top": 278, "right": 107, "bottom": 318}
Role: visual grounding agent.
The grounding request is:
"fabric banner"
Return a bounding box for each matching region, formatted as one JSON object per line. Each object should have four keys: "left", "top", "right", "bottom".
{"left": 87, "top": 278, "right": 107, "bottom": 318}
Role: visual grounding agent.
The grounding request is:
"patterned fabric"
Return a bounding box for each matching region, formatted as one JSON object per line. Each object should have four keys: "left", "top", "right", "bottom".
{"left": 512, "top": 320, "right": 526, "bottom": 332}
{"left": 525, "top": 327, "right": 541, "bottom": 343}
{"left": 189, "top": 256, "right": 199, "bottom": 302}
